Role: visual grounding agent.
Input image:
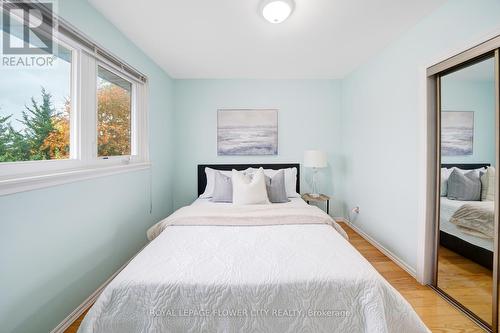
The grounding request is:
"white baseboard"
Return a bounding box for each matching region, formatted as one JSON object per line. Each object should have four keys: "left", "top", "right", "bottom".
{"left": 50, "top": 244, "right": 147, "bottom": 333}
{"left": 337, "top": 218, "right": 417, "bottom": 278}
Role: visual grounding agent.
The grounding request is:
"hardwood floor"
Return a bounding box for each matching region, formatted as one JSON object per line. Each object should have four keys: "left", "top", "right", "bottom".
{"left": 65, "top": 222, "right": 485, "bottom": 333}
{"left": 64, "top": 308, "right": 88, "bottom": 333}
{"left": 342, "top": 223, "right": 485, "bottom": 333}
{"left": 437, "top": 245, "right": 492, "bottom": 325}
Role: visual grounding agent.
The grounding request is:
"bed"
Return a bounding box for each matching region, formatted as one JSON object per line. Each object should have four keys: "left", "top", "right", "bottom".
{"left": 440, "top": 163, "right": 493, "bottom": 270}
{"left": 78, "top": 164, "right": 429, "bottom": 333}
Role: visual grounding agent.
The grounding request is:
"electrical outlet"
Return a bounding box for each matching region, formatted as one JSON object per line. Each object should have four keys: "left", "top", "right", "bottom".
{"left": 351, "top": 206, "right": 360, "bottom": 214}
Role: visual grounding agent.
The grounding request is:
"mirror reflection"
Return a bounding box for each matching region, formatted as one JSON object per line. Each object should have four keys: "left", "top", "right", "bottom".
{"left": 438, "top": 57, "right": 495, "bottom": 325}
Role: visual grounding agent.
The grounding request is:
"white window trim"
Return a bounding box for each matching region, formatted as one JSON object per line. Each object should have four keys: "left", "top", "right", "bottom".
{"left": 0, "top": 162, "right": 151, "bottom": 196}
{"left": 0, "top": 20, "right": 150, "bottom": 196}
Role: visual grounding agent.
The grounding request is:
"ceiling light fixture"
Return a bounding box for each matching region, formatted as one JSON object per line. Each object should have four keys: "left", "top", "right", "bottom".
{"left": 260, "top": 0, "right": 294, "bottom": 24}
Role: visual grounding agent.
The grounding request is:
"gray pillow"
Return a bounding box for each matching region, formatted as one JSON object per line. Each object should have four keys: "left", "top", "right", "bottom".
{"left": 265, "top": 170, "right": 289, "bottom": 203}
{"left": 211, "top": 171, "right": 233, "bottom": 203}
{"left": 447, "top": 169, "right": 482, "bottom": 201}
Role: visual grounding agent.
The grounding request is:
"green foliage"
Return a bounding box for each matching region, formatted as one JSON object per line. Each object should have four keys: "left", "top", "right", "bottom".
{"left": 0, "top": 115, "right": 12, "bottom": 162}
{"left": 0, "top": 88, "right": 69, "bottom": 162}
{"left": 20, "top": 89, "right": 57, "bottom": 160}
{"left": 7, "top": 124, "right": 31, "bottom": 161}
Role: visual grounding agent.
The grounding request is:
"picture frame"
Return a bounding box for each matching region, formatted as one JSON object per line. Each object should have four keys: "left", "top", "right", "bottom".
{"left": 217, "top": 109, "right": 278, "bottom": 156}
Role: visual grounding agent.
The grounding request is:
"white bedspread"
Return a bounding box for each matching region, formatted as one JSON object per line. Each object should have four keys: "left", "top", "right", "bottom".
{"left": 79, "top": 202, "right": 428, "bottom": 333}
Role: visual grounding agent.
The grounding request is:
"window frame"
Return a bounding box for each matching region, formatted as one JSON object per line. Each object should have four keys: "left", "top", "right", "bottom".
{"left": 0, "top": 24, "right": 150, "bottom": 196}
{"left": 95, "top": 62, "right": 135, "bottom": 161}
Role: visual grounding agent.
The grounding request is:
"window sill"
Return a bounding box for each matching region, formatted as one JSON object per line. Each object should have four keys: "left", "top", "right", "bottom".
{"left": 0, "top": 162, "right": 151, "bottom": 196}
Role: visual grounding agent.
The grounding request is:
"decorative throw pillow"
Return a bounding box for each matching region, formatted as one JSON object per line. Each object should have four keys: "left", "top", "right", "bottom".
{"left": 211, "top": 171, "right": 233, "bottom": 202}
{"left": 447, "top": 169, "right": 482, "bottom": 201}
{"left": 481, "top": 167, "right": 496, "bottom": 201}
{"left": 283, "top": 167, "right": 300, "bottom": 198}
{"left": 200, "top": 167, "right": 245, "bottom": 198}
{"left": 246, "top": 167, "right": 299, "bottom": 198}
{"left": 264, "top": 170, "right": 289, "bottom": 203}
{"left": 232, "top": 168, "right": 270, "bottom": 205}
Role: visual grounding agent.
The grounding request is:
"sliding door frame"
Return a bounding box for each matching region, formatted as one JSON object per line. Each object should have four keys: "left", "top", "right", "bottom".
{"left": 495, "top": 48, "right": 500, "bottom": 333}
{"left": 428, "top": 39, "right": 500, "bottom": 333}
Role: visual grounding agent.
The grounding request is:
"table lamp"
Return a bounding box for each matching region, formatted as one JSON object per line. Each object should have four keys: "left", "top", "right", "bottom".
{"left": 304, "top": 150, "right": 327, "bottom": 198}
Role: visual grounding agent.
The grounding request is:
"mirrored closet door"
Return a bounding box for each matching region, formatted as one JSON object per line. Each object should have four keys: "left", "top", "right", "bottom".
{"left": 434, "top": 51, "right": 498, "bottom": 331}
{"left": 437, "top": 55, "right": 496, "bottom": 326}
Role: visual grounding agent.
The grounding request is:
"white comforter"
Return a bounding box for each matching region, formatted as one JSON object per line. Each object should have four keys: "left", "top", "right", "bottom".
{"left": 78, "top": 202, "right": 428, "bottom": 333}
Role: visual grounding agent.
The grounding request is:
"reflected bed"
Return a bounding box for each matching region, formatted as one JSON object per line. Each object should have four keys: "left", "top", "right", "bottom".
{"left": 440, "top": 163, "right": 493, "bottom": 269}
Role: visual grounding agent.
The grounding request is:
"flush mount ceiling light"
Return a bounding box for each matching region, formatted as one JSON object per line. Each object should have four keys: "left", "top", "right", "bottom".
{"left": 260, "top": 0, "right": 295, "bottom": 24}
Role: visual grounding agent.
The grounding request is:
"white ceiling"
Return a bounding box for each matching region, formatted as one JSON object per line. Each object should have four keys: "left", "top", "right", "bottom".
{"left": 88, "top": 0, "right": 446, "bottom": 79}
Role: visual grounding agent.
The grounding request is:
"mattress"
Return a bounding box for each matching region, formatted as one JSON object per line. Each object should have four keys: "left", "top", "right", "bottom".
{"left": 78, "top": 200, "right": 429, "bottom": 333}
{"left": 440, "top": 197, "right": 493, "bottom": 251}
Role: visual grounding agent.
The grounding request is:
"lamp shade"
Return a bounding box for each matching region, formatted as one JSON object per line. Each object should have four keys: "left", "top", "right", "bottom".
{"left": 304, "top": 150, "right": 327, "bottom": 168}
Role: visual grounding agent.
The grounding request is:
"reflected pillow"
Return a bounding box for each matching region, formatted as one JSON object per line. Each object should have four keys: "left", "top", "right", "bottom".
{"left": 447, "top": 169, "right": 482, "bottom": 201}
{"left": 481, "top": 167, "right": 496, "bottom": 201}
{"left": 440, "top": 168, "right": 452, "bottom": 197}
{"left": 211, "top": 171, "right": 233, "bottom": 203}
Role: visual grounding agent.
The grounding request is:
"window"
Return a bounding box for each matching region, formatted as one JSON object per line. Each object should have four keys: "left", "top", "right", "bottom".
{"left": 97, "top": 66, "right": 132, "bottom": 157}
{"left": 0, "top": 39, "right": 72, "bottom": 163}
{"left": 0, "top": 4, "right": 149, "bottom": 195}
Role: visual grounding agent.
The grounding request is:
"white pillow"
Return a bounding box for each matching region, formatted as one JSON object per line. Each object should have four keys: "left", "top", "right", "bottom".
{"left": 199, "top": 168, "right": 233, "bottom": 198}
{"left": 440, "top": 168, "right": 451, "bottom": 197}
{"left": 232, "top": 168, "right": 270, "bottom": 205}
{"left": 481, "top": 167, "right": 495, "bottom": 201}
{"left": 247, "top": 167, "right": 299, "bottom": 198}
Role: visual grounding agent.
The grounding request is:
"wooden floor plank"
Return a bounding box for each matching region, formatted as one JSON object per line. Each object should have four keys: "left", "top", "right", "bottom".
{"left": 341, "top": 222, "right": 484, "bottom": 332}
{"left": 64, "top": 222, "right": 485, "bottom": 333}
{"left": 437, "top": 246, "right": 492, "bottom": 325}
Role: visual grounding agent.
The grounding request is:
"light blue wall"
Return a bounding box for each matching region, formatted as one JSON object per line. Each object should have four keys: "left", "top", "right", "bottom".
{"left": 441, "top": 78, "right": 496, "bottom": 165}
{"left": 340, "top": 0, "right": 500, "bottom": 270}
{"left": 3, "top": 0, "right": 500, "bottom": 331}
{"left": 173, "top": 80, "right": 343, "bottom": 215}
{"left": 0, "top": 1, "right": 174, "bottom": 332}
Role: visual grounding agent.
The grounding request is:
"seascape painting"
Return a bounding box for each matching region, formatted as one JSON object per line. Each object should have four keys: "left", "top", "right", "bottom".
{"left": 441, "top": 111, "right": 474, "bottom": 156}
{"left": 217, "top": 109, "right": 278, "bottom": 156}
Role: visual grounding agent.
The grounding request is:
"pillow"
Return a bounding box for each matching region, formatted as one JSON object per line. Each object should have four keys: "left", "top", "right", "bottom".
{"left": 264, "top": 170, "right": 289, "bottom": 203}
{"left": 441, "top": 167, "right": 485, "bottom": 197}
{"left": 232, "top": 168, "right": 270, "bottom": 205}
{"left": 481, "top": 167, "right": 496, "bottom": 201}
{"left": 211, "top": 171, "right": 233, "bottom": 203}
{"left": 440, "top": 168, "right": 452, "bottom": 197}
{"left": 199, "top": 167, "right": 238, "bottom": 198}
{"left": 283, "top": 167, "right": 300, "bottom": 198}
{"left": 447, "top": 169, "right": 482, "bottom": 201}
{"left": 247, "top": 167, "right": 299, "bottom": 198}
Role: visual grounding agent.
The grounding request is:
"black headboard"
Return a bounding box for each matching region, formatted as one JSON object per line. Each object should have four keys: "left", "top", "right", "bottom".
{"left": 198, "top": 163, "right": 300, "bottom": 196}
{"left": 441, "top": 163, "right": 490, "bottom": 170}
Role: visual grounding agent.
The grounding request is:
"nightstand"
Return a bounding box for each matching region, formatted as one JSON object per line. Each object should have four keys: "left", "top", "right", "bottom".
{"left": 302, "top": 193, "right": 330, "bottom": 214}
